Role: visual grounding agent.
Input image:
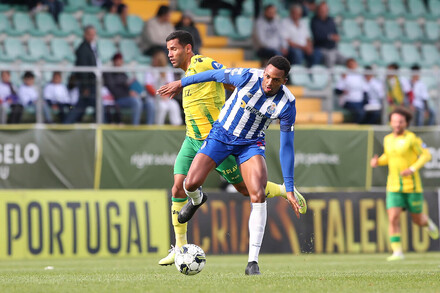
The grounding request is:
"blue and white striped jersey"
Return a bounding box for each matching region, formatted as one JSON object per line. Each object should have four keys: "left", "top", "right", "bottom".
{"left": 182, "top": 68, "right": 296, "bottom": 141}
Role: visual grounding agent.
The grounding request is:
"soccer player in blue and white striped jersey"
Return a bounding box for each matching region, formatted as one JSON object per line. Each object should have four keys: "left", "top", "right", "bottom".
{"left": 158, "top": 56, "right": 301, "bottom": 275}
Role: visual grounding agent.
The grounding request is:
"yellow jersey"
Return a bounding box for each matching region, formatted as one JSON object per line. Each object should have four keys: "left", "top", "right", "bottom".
{"left": 183, "top": 55, "right": 226, "bottom": 140}
{"left": 378, "top": 130, "right": 432, "bottom": 193}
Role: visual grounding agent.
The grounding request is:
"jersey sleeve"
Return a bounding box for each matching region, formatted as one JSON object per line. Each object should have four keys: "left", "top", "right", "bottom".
{"left": 280, "top": 130, "right": 295, "bottom": 192}
{"left": 410, "top": 136, "right": 432, "bottom": 171}
{"left": 181, "top": 68, "right": 253, "bottom": 88}
{"left": 279, "top": 99, "right": 296, "bottom": 132}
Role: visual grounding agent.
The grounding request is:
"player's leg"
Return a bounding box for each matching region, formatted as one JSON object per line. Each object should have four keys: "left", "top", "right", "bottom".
{"left": 386, "top": 191, "right": 405, "bottom": 261}
{"left": 239, "top": 154, "right": 268, "bottom": 275}
{"left": 408, "top": 193, "right": 439, "bottom": 240}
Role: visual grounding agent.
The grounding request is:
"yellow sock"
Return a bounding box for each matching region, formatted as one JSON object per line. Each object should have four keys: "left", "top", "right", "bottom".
{"left": 265, "top": 181, "right": 286, "bottom": 198}
{"left": 171, "top": 198, "right": 188, "bottom": 248}
{"left": 390, "top": 234, "right": 402, "bottom": 253}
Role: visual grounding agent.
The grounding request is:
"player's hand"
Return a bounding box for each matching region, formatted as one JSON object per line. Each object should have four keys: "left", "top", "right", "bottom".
{"left": 370, "top": 154, "right": 379, "bottom": 167}
{"left": 286, "top": 191, "right": 300, "bottom": 219}
{"left": 156, "top": 80, "right": 183, "bottom": 99}
{"left": 400, "top": 168, "right": 413, "bottom": 176}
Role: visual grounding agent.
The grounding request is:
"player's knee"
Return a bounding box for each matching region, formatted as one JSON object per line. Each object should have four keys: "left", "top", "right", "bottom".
{"left": 389, "top": 215, "right": 400, "bottom": 226}
{"left": 249, "top": 191, "right": 266, "bottom": 203}
{"left": 184, "top": 176, "right": 202, "bottom": 192}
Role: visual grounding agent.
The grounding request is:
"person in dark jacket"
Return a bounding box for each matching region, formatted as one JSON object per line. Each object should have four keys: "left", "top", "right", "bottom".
{"left": 175, "top": 12, "right": 202, "bottom": 54}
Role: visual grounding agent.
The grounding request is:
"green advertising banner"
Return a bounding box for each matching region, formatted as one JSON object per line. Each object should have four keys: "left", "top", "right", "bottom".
{"left": 265, "top": 126, "right": 372, "bottom": 190}
{"left": 0, "top": 126, "right": 95, "bottom": 189}
{"left": 372, "top": 126, "right": 440, "bottom": 189}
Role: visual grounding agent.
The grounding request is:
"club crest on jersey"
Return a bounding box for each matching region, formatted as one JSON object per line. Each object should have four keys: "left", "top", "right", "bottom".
{"left": 241, "top": 100, "right": 246, "bottom": 108}
{"left": 266, "top": 103, "right": 276, "bottom": 115}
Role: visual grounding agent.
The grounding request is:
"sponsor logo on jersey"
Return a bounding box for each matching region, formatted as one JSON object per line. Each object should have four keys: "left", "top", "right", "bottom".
{"left": 211, "top": 61, "right": 223, "bottom": 69}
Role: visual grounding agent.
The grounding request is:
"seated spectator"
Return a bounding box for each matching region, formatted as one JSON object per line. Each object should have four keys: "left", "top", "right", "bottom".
{"left": 175, "top": 12, "right": 202, "bottom": 54}
{"left": 335, "top": 58, "right": 366, "bottom": 124}
{"left": 145, "top": 50, "right": 182, "bottom": 125}
{"left": 363, "top": 65, "right": 385, "bottom": 124}
{"left": 102, "top": 86, "right": 121, "bottom": 124}
{"left": 0, "top": 71, "right": 19, "bottom": 124}
{"left": 283, "top": 4, "right": 321, "bottom": 67}
{"left": 103, "top": 53, "right": 142, "bottom": 125}
{"left": 386, "top": 63, "right": 411, "bottom": 108}
{"left": 200, "top": 0, "right": 244, "bottom": 24}
{"left": 28, "top": 0, "right": 64, "bottom": 23}
{"left": 102, "top": 0, "right": 128, "bottom": 26}
{"left": 44, "top": 72, "right": 72, "bottom": 123}
{"left": 140, "top": 5, "right": 174, "bottom": 56}
{"left": 409, "top": 64, "right": 436, "bottom": 126}
{"left": 254, "top": 4, "right": 290, "bottom": 66}
{"left": 16, "top": 71, "right": 52, "bottom": 123}
{"left": 311, "top": 2, "right": 346, "bottom": 67}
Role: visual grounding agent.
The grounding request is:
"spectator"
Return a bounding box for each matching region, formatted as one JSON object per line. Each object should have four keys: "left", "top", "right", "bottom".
{"left": 101, "top": 86, "right": 121, "bottom": 124}
{"left": 65, "top": 25, "right": 99, "bottom": 124}
{"left": 386, "top": 63, "right": 411, "bottom": 108}
{"left": 363, "top": 65, "right": 385, "bottom": 124}
{"left": 285, "top": 0, "right": 317, "bottom": 17}
{"left": 200, "top": 0, "right": 244, "bottom": 22}
{"left": 0, "top": 71, "right": 19, "bottom": 124}
{"left": 310, "top": 2, "right": 345, "bottom": 67}
{"left": 409, "top": 64, "right": 436, "bottom": 126}
{"left": 140, "top": 5, "right": 174, "bottom": 56}
{"left": 145, "top": 50, "right": 182, "bottom": 125}
{"left": 17, "top": 71, "right": 52, "bottom": 123}
{"left": 102, "top": 0, "right": 128, "bottom": 27}
{"left": 283, "top": 4, "right": 321, "bottom": 67}
{"left": 335, "top": 58, "right": 366, "bottom": 124}
{"left": 175, "top": 12, "right": 202, "bottom": 54}
{"left": 103, "top": 53, "right": 142, "bottom": 125}
{"left": 27, "top": 1, "right": 64, "bottom": 23}
{"left": 44, "top": 72, "right": 72, "bottom": 123}
{"left": 254, "top": 4, "right": 290, "bottom": 66}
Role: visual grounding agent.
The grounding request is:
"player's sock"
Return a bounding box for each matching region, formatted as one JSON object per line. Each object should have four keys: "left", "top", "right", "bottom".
{"left": 183, "top": 178, "right": 203, "bottom": 205}
{"left": 427, "top": 218, "right": 439, "bottom": 240}
{"left": 248, "top": 201, "right": 267, "bottom": 263}
{"left": 390, "top": 234, "right": 403, "bottom": 254}
{"left": 265, "top": 181, "right": 286, "bottom": 198}
{"left": 172, "top": 197, "right": 188, "bottom": 247}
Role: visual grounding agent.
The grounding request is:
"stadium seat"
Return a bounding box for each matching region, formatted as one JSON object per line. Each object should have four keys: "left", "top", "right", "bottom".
{"left": 12, "top": 12, "right": 44, "bottom": 36}
{"left": 82, "top": 14, "right": 112, "bottom": 38}
{"left": 424, "top": 21, "right": 439, "bottom": 42}
{"left": 119, "top": 39, "right": 151, "bottom": 64}
{"left": 401, "top": 44, "right": 422, "bottom": 67}
{"left": 103, "top": 14, "right": 130, "bottom": 37}
{"left": 59, "top": 12, "right": 82, "bottom": 36}
{"left": 365, "top": 0, "right": 387, "bottom": 17}
{"left": 0, "top": 3, "right": 11, "bottom": 12}
{"left": 407, "top": 0, "right": 428, "bottom": 17}
{"left": 241, "top": 0, "right": 255, "bottom": 17}
{"left": 28, "top": 38, "right": 58, "bottom": 63}
{"left": 379, "top": 43, "right": 401, "bottom": 66}
{"left": 345, "top": 0, "right": 365, "bottom": 17}
{"left": 64, "top": 0, "right": 101, "bottom": 13}
{"left": 421, "top": 44, "right": 440, "bottom": 66}
{"left": 341, "top": 19, "right": 361, "bottom": 42}
{"left": 177, "top": 0, "right": 211, "bottom": 17}
{"left": 384, "top": 20, "right": 403, "bottom": 41}
{"left": 3, "top": 38, "right": 34, "bottom": 62}
{"left": 327, "top": 0, "right": 345, "bottom": 16}
{"left": 428, "top": 0, "right": 440, "bottom": 18}
{"left": 50, "top": 38, "right": 75, "bottom": 62}
{"left": 362, "top": 19, "right": 384, "bottom": 42}
{"left": 35, "top": 12, "right": 69, "bottom": 37}
{"left": 290, "top": 65, "right": 312, "bottom": 88}
{"left": 97, "top": 38, "right": 117, "bottom": 64}
{"left": 0, "top": 13, "right": 21, "bottom": 36}
{"left": 403, "top": 21, "right": 423, "bottom": 41}
{"left": 309, "top": 65, "right": 330, "bottom": 90}
{"left": 213, "top": 15, "right": 241, "bottom": 39}
{"left": 236, "top": 16, "right": 253, "bottom": 39}
{"left": 338, "top": 42, "right": 358, "bottom": 59}
{"left": 386, "top": 0, "right": 411, "bottom": 18}
{"left": 126, "top": 15, "right": 143, "bottom": 37}
{"left": 359, "top": 43, "right": 380, "bottom": 65}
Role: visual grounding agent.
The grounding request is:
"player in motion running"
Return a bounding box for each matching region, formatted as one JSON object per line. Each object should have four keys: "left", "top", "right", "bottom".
{"left": 158, "top": 55, "right": 300, "bottom": 275}
{"left": 371, "top": 107, "right": 438, "bottom": 261}
{"left": 158, "top": 31, "right": 306, "bottom": 267}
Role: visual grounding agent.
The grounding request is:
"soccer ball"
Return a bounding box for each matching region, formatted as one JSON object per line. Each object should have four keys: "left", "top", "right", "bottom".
{"left": 174, "top": 244, "right": 206, "bottom": 275}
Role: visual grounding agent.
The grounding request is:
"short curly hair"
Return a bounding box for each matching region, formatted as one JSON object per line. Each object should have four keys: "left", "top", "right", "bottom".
{"left": 389, "top": 106, "right": 412, "bottom": 124}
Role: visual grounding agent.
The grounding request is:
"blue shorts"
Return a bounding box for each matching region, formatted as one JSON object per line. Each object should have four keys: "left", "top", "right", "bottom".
{"left": 198, "top": 127, "right": 266, "bottom": 166}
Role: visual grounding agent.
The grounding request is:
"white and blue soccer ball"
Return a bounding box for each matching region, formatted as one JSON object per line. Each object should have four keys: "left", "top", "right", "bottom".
{"left": 174, "top": 244, "right": 206, "bottom": 275}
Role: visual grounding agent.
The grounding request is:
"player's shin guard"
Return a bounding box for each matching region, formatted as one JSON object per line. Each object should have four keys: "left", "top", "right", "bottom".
{"left": 265, "top": 181, "right": 285, "bottom": 198}
{"left": 171, "top": 197, "right": 188, "bottom": 248}
{"left": 248, "top": 201, "right": 267, "bottom": 263}
{"left": 183, "top": 178, "right": 203, "bottom": 205}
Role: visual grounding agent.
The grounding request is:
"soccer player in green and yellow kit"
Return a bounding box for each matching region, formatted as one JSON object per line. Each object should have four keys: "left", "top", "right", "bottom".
{"left": 371, "top": 106, "right": 438, "bottom": 261}
{"left": 158, "top": 30, "right": 306, "bottom": 265}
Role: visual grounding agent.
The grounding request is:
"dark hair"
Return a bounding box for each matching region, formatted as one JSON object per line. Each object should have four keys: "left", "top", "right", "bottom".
{"left": 389, "top": 106, "right": 412, "bottom": 124}
{"left": 23, "top": 71, "right": 34, "bottom": 79}
{"left": 387, "top": 63, "right": 399, "bottom": 70}
{"left": 411, "top": 64, "right": 420, "bottom": 71}
{"left": 166, "top": 30, "right": 194, "bottom": 50}
{"left": 266, "top": 56, "right": 291, "bottom": 77}
{"left": 364, "top": 65, "right": 372, "bottom": 70}
{"left": 157, "top": 5, "right": 170, "bottom": 17}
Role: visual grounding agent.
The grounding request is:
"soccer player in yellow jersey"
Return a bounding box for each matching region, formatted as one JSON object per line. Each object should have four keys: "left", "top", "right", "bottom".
{"left": 371, "top": 107, "right": 438, "bottom": 261}
{"left": 158, "top": 30, "right": 306, "bottom": 265}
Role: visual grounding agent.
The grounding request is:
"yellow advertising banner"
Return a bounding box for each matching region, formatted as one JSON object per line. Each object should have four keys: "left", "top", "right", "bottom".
{"left": 0, "top": 190, "right": 170, "bottom": 259}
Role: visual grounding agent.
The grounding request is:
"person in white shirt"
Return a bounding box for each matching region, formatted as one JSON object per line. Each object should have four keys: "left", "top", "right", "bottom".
{"left": 283, "top": 4, "right": 321, "bottom": 67}
{"left": 0, "top": 71, "right": 18, "bottom": 124}
{"left": 409, "top": 65, "right": 436, "bottom": 126}
{"left": 363, "top": 65, "right": 385, "bottom": 124}
{"left": 140, "top": 5, "right": 174, "bottom": 56}
{"left": 44, "top": 72, "right": 72, "bottom": 123}
{"left": 145, "top": 50, "right": 182, "bottom": 125}
{"left": 335, "top": 58, "right": 366, "bottom": 123}
{"left": 17, "top": 71, "right": 52, "bottom": 123}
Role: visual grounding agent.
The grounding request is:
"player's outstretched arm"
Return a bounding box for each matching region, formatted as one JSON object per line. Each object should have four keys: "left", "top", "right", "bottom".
{"left": 280, "top": 130, "right": 299, "bottom": 218}
{"left": 156, "top": 80, "right": 183, "bottom": 99}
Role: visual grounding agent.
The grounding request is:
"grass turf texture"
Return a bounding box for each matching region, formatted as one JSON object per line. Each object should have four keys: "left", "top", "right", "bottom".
{"left": 1, "top": 253, "right": 439, "bottom": 292}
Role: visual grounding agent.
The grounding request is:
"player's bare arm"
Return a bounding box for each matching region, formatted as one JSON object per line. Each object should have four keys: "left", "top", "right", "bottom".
{"left": 157, "top": 80, "right": 183, "bottom": 99}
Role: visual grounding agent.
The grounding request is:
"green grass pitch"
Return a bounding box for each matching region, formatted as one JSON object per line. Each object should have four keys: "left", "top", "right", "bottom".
{"left": 1, "top": 253, "right": 439, "bottom": 292}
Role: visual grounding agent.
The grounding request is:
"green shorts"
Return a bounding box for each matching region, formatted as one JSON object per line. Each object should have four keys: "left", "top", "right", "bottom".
{"left": 386, "top": 191, "right": 424, "bottom": 214}
{"left": 174, "top": 136, "right": 243, "bottom": 184}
